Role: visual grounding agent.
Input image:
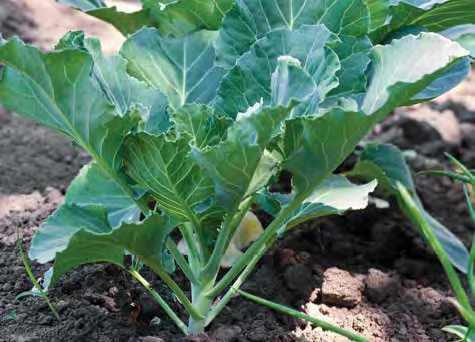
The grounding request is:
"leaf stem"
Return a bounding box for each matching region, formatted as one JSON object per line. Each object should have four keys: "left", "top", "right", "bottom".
{"left": 207, "top": 190, "right": 309, "bottom": 298}
{"left": 129, "top": 270, "right": 188, "bottom": 335}
{"left": 203, "top": 197, "right": 253, "bottom": 281}
{"left": 166, "top": 239, "right": 198, "bottom": 284}
{"left": 236, "top": 289, "right": 370, "bottom": 342}
{"left": 140, "top": 255, "right": 204, "bottom": 320}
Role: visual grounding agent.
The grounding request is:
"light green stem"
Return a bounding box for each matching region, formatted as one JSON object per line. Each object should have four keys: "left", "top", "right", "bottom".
{"left": 236, "top": 289, "right": 371, "bottom": 342}
{"left": 129, "top": 270, "right": 187, "bottom": 335}
{"left": 141, "top": 255, "right": 204, "bottom": 320}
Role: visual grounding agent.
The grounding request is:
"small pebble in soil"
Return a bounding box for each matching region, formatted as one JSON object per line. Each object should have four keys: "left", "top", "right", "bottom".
{"left": 364, "top": 268, "right": 400, "bottom": 304}
{"left": 212, "top": 325, "right": 242, "bottom": 342}
{"left": 321, "top": 267, "right": 363, "bottom": 308}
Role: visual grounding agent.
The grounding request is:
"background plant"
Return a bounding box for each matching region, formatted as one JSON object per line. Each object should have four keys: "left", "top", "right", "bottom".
{"left": 0, "top": 0, "right": 474, "bottom": 338}
{"left": 398, "top": 155, "right": 475, "bottom": 341}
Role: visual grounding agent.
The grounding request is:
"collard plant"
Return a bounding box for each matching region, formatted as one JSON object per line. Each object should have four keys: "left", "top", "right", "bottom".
{"left": 1, "top": 0, "right": 474, "bottom": 337}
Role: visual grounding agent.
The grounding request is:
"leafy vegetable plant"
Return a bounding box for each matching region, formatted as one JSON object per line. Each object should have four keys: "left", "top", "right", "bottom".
{"left": 0, "top": 0, "right": 474, "bottom": 337}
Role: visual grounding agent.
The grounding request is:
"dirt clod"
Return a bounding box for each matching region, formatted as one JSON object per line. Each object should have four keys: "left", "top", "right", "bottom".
{"left": 364, "top": 269, "right": 400, "bottom": 304}
{"left": 321, "top": 267, "right": 363, "bottom": 308}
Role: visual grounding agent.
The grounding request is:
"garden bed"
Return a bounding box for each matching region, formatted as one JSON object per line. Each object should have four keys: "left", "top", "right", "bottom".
{"left": 0, "top": 1, "right": 474, "bottom": 341}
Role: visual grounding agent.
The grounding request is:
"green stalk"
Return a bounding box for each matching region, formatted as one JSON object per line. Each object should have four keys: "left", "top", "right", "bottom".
{"left": 397, "top": 184, "right": 475, "bottom": 318}
{"left": 129, "top": 270, "right": 188, "bottom": 335}
{"left": 166, "top": 239, "right": 198, "bottom": 284}
{"left": 141, "top": 255, "right": 204, "bottom": 320}
{"left": 16, "top": 226, "right": 60, "bottom": 321}
{"left": 203, "top": 197, "right": 253, "bottom": 281}
{"left": 236, "top": 289, "right": 371, "bottom": 342}
{"left": 205, "top": 251, "right": 263, "bottom": 326}
{"left": 207, "top": 189, "right": 311, "bottom": 298}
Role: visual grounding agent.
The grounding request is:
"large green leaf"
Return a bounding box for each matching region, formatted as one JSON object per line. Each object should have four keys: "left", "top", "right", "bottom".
{"left": 372, "top": 0, "right": 475, "bottom": 43}
{"left": 279, "top": 110, "right": 377, "bottom": 194}
{"left": 57, "top": 0, "right": 154, "bottom": 35}
{"left": 29, "top": 205, "right": 111, "bottom": 263}
{"left": 259, "top": 175, "right": 377, "bottom": 230}
{"left": 362, "top": 33, "right": 468, "bottom": 115}
{"left": 348, "top": 143, "right": 469, "bottom": 273}
{"left": 0, "top": 38, "right": 137, "bottom": 171}
{"left": 57, "top": 31, "right": 170, "bottom": 134}
{"left": 123, "top": 132, "right": 215, "bottom": 222}
{"left": 66, "top": 163, "right": 142, "bottom": 227}
{"left": 215, "top": 0, "right": 371, "bottom": 95}
{"left": 216, "top": 25, "right": 339, "bottom": 118}
{"left": 142, "top": 0, "right": 234, "bottom": 35}
{"left": 121, "top": 28, "right": 224, "bottom": 111}
{"left": 50, "top": 214, "right": 177, "bottom": 285}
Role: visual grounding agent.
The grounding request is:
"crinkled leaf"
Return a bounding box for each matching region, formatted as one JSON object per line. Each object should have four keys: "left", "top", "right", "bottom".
{"left": 348, "top": 143, "right": 469, "bottom": 273}
{"left": 121, "top": 28, "right": 224, "bottom": 111}
{"left": 51, "top": 214, "right": 177, "bottom": 285}
{"left": 29, "top": 205, "right": 111, "bottom": 263}
{"left": 66, "top": 163, "right": 142, "bottom": 227}
{"left": 57, "top": 0, "right": 154, "bottom": 35}
{"left": 362, "top": 33, "right": 468, "bottom": 115}
{"left": 192, "top": 107, "right": 290, "bottom": 212}
{"left": 0, "top": 38, "right": 136, "bottom": 171}
{"left": 123, "top": 133, "right": 215, "bottom": 222}
{"left": 216, "top": 0, "right": 371, "bottom": 95}
{"left": 172, "top": 104, "right": 232, "bottom": 148}
{"left": 216, "top": 25, "right": 338, "bottom": 118}
{"left": 142, "top": 0, "right": 234, "bottom": 35}
{"left": 57, "top": 31, "right": 170, "bottom": 134}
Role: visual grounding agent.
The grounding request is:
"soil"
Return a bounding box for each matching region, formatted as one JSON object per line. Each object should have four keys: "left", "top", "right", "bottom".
{"left": 0, "top": 1, "right": 475, "bottom": 341}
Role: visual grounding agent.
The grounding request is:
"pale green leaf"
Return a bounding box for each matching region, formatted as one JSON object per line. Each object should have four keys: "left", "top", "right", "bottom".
{"left": 362, "top": 33, "right": 468, "bottom": 115}
{"left": 51, "top": 214, "right": 177, "bottom": 285}
{"left": 57, "top": 0, "right": 154, "bottom": 35}
{"left": 191, "top": 106, "right": 291, "bottom": 212}
{"left": 279, "top": 110, "right": 377, "bottom": 194}
{"left": 172, "top": 104, "right": 232, "bottom": 148}
{"left": 57, "top": 31, "right": 170, "bottom": 134}
{"left": 348, "top": 143, "right": 470, "bottom": 273}
{"left": 215, "top": 0, "right": 371, "bottom": 95}
{"left": 0, "top": 38, "right": 136, "bottom": 171}
{"left": 66, "top": 163, "right": 142, "bottom": 226}
{"left": 121, "top": 28, "right": 224, "bottom": 110}
{"left": 260, "top": 175, "right": 377, "bottom": 229}
{"left": 142, "top": 0, "right": 234, "bottom": 35}
{"left": 29, "top": 205, "right": 111, "bottom": 263}
{"left": 123, "top": 133, "right": 215, "bottom": 222}
{"left": 216, "top": 25, "right": 338, "bottom": 118}
{"left": 442, "top": 325, "right": 475, "bottom": 341}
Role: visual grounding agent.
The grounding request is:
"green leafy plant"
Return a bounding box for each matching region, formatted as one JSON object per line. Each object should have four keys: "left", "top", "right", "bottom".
{"left": 0, "top": 0, "right": 474, "bottom": 337}
{"left": 400, "top": 155, "right": 475, "bottom": 341}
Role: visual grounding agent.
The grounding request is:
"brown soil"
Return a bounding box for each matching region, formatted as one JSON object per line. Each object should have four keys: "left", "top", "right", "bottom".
{"left": 0, "top": 1, "right": 474, "bottom": 341}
